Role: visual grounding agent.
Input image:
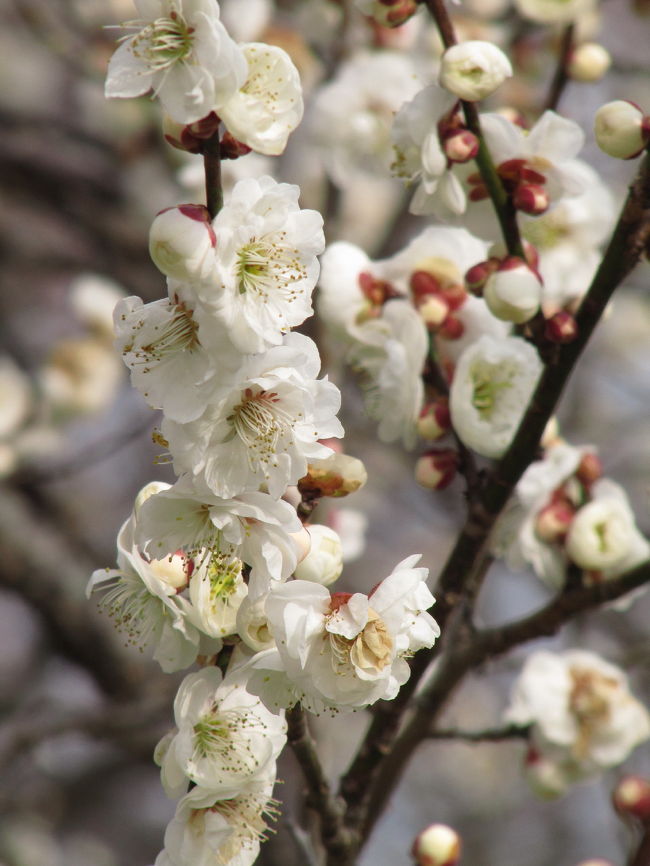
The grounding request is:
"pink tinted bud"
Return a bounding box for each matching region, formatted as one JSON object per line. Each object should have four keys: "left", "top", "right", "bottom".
{"left": 465, "top": 259, "right": 499, "bottom": 294}
{"left": 372, "top": 0, "right": 419, "bottom": 26}
{"left": 443, "top": 130, "right": 480, "bottom": 163}
{"left": 545, "top": 311, "right": 578, "bottom": 344}
{"left": 535, "top": 501, "right": 575, "bottom": 542}
{"left": 415, "top": 449, "right": 457, "bottom": 490}
{"left": 513, "top": 183, "right": 550, "bottom": 215}
{"left": 439, "top": 315, "right": 464, "bottom": 339}
{"left": 441, "top": 283, "right": 468, "bottom": 310}
{"left": 412, "top": 823, "right": 461, "bottom": 866}
{"left": 417, "top": 399, "right": 451, "bottom": 440}
{"left": 613, "top": 776, "right": 650, "bottom": 821}
{"left": 576, "top": 452, "right": 603, "bottom": 486}
{"left": 419, "top": 295, "right": 450, "bottom": 328}
{"left": 410, "top": 270, "right": 443, "bottom": 300}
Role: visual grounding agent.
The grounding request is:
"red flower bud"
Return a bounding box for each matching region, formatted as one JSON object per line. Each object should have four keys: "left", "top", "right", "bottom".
{"left": 544, "top": 311, "right": 578, "bottom": 344}
{"left": 410, "top": 270, "right": 443, "bottom": 299}
{"left": 613, "top": 775, "right": 650, "bottom": 821}
{"left": 438, "top": 315, "right": 464, "bottom": 340}
{"left": 513, "top": 183, "right": 550, "bottom": 215}
{"left": 415, "top": 449, "right": 458, "bottom": 490}
{"left": 443, "top": 130, "right": 480, "bottom": 163}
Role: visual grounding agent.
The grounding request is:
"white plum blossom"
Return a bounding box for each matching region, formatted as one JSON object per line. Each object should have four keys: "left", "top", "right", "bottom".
{"left": 105, "top": 0, "right": 247, "bottom": 124}
{"left": 566, "top": 479, "right": 650, "bottom": 577}
{"left": 249, "top": 555, "right": 439, "bottom": 711}
{"left": 39, "top": 337, "right": 124, "bottom": 417}
{"left": 220, "top": 0, "right": 272, "bottom": 43}
{"left": 193, "top": 176, "right": 324, "bottom": 353}
{"left": 439, "top": 41, "right": 512, "bottom": 102}
{"left": 390, "top": 84, "right": 464, "bottom": 218}
{"left": 187, "top": 553, "right": 248, "bottom": 639}
{"left": 219, "top": 43, "right": 304, "bottom": 156}
{"left": 163, "top": 333, "right": 343, "bottom": 499}
{"left": 69, "top": 273, "right": 126, "bottom": 340}
{"left": 349, "top": 300, "right": 428, "bottom": 449}
{"left": 449, "top": 334, "right": 543, "bottom": 459}
{"left": 308, "top": 51, "right": 425, "bottom": 184}
{"left": 504, "top": 649, "right": 650, "bottom": 795}
{"left": 155, "top": 667, "right": 286, "bottom": 798}
{"left": 294, "top": 524, "right": 344, "bottom": 586}
{"left": 87, "top": 515, "right": 202, "bottom": 673}
{"left": 479, "top": 110, "right": 587, "bottom": 208}
{"left": 113, "top": 294, "right": 238, "bottom": 423}
{"left": 135, "top": 475, "right": 303, "bottom": 599}
{"left": 491, "top": 441, "right": 587, "bottom": 588}
{"left": 155, "top": 771, "right": 279, "bottom": 866}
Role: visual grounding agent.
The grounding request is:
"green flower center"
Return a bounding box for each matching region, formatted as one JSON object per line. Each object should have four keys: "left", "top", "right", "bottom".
{"left": 129, "top": 12, "right": 195, "bottom": 72}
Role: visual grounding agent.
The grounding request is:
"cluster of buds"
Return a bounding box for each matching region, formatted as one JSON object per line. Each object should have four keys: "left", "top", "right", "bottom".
{"left": 594, "top": 101, "right": 650, "bottom": 160}
{"left": 412, "top": 823, "right": 461, "bottom": 866}
{"left": 468, "top": 158, "right": 550, "bottom": 216}
{"left": 163, "top": 112, "right": 251, "bottom": 159}
{"left": 410, "top": 267, "right": 467, "bottom": 338}
{"left": 534, "top": 451, "right": 602, "bottom": 545}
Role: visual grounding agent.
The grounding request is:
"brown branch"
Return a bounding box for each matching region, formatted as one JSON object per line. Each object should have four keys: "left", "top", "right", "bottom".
{"left": 285, "top": 706, "right": 358, "bottom": 862}
{"left": 544, "top": 24, "right": 575, "bottom": 112}
{"left": 336, "top": 153, "right": 650, "bottom": 857}
{"left": 426, "top": 724, "right": 530, "bottom": 742}
{"left": 629, "top": 824, "right": 650, "bottom": 866}
{"left": 203, "top": 132, "right": 223, "bottom": 219}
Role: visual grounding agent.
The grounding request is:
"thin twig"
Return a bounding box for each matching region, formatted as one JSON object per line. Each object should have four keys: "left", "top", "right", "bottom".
{"left": 426, "top": 723, "right": 530, "bottom": 742}
{"left": 422, "top": 0, "right": 526, "bottom": 259}
{"left": 285, "top": 706, "right": 358, "bottom": 861}
{"left": 628, "top": 824, "right": 650, "bottom": 866}
{"left": 203, "top": 132, "right": 223, "bottom": 219}
{"left": 544, "top": 24, "right": 574, "bottom": 113}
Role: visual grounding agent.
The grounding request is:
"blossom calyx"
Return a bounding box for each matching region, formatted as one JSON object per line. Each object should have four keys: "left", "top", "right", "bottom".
{"left": 568, "top": 43, "right": 611, "bottom": 83}
{"left": 162, "top": 112, "right": 221, "bottom": 153}
{"left": 483, "top": 258, "right": 542, "bottom": 324}
{"left": 298, "top": 453, "right": 368, "bottom": 499}
{"left": 544, "top": 311, "right": 578, "bottom": 344}
{"left": 149, "top": 205, "right": 216, "bottom": 282}
{"left": 358, "top": 0, "right": 419, "bottom": 27}
{"left": 412, "top": 823, "right": 461, "bottom": 866}
{"left": 294, "top": 525, "right": 344, "bottom": 586}
{"left": 513, "top": 183, "right": 550, "bottom": 216}
{"left": 594, "top": 101, "right": 650, "bottom": 160}
{"left": 439, "top": 41, "right": 513, "bottom": 102}
{"left": 613, "top": 776, "right": 650, "bottom": 821}
{"left": 415, "top": 449, "right": 457, "bottom": 490}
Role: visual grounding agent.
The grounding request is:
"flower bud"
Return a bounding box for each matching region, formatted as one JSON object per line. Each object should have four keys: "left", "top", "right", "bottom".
{"left": 439, "top": 315, "right": 465, "bottom": 340}
{"left": 513, "top": 183, "right": 550, "bottom": 216}
{"left": 535, "top": 500, "right": 575, "bottom": 542}
{"left": 443, "top": 130, "right": 480, "bottom": 163}
{"left": 294, "top": 524, "right": 344, "bottom": 586}
{"left": 149, "top": 205, "right": 217, "bottom": 281}
{"left": 568, "top": 43, "right": 611, "bottom": 83}
{"left": 236, "top": 596, "right": 275, "bottom": 652}
{"left": 544, "top": 311, "right": 578, "bottom": 344}
{"left": 418, "top": 294, "right": 450, "bottom": 328}
{"left": 298, "top": 453, "right": 368, "bottom": 499}
{"left": 410, "top": 270, "right": 443, "bottom": 301}
{"left": 613, "top": 775, "right": 650, "bottom": 821}
{"left": 594, "top": 101, "right": 650, "bottom": 160}
{"left": 465, "top": 259, "right": 499, "bottom": 294}
{"left": 411, "top": 823, "right": 461, "bottom": 866}
{"left": 417, "top": 399, "right": 451, "bottom": 440}
{"left": 363, "top": 0, "right": 419, "bottom": 27}
{"left": 576, "top": 452, "right": 602, "bottom": 486}
{"left": 441, "top": 283, "right": 468, "bottom": 311}
{"left": 565, "top": 498, "right": 636, "bottom": 570}
{"left": 415, "top": 449, "right": 457, "bottom": 490}
{"left": 439, "top": 41, "right": 513, "bottom": 102}
{"left": 483, "top": 258, "right": 542, "bottom": 324}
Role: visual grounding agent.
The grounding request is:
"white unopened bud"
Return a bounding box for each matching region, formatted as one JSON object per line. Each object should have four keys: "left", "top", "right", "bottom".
{"left": 412, "top": 823, "right": 461, "bottom": 866}
{"left": 594, "top": 101, "right": 649, "bottom": 160}
{"left": 149, "top": 204, "right": 217, "bottom": 281}
{"left": 565, "top": 498, "right": 637, "bottom": 570}
{"left": 483, "top": 258, "right": 542, "bottom": 324}
{"left": 294, "top": 525, "right": 344, "bottom": 586}
{"left": 439, "top": 41, "right": 513, "bottom": 102}
{"left": 568, "top": 43, "right": 611, "bottom": 82}
{"left": 236, "top": 595, "right": 275, "bottom": 652}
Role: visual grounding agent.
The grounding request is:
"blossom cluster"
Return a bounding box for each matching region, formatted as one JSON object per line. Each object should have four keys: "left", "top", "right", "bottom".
{"left": 91, "top": 3, "right": 442, "bottom": 864}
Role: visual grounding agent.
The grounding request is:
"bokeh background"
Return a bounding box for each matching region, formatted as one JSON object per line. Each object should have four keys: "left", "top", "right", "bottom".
{"left": 1, "top": 1, "right": 650, "bottom": 864}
